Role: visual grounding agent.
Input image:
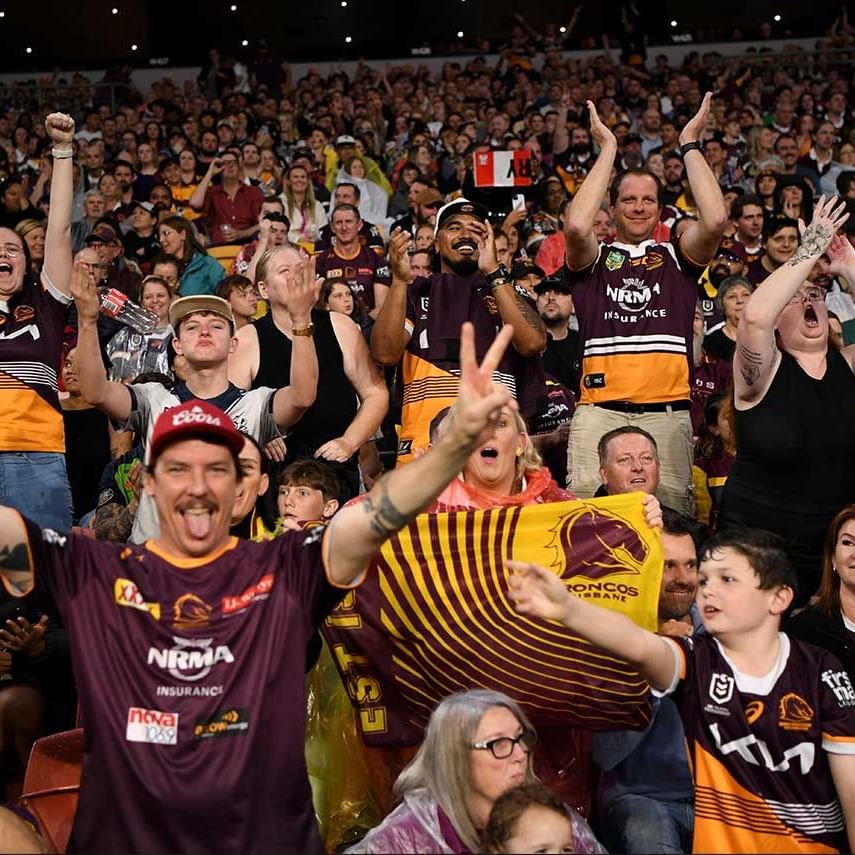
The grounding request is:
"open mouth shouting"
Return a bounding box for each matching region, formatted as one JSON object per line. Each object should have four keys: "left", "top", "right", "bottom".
{"left": 0, "top": 261, "right": 13, "bottom": 276}
{"left": 803, "top": 304, "right": 819, "bottom": 328}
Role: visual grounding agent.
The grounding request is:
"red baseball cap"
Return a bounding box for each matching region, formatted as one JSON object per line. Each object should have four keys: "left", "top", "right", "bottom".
{"left": 146, "top": 400, "right": 245, "bottom": 465}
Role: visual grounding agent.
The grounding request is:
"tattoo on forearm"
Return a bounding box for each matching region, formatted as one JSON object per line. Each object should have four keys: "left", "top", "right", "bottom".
{"left": 362, "top": 483, "right": 410, "bottom": 538}
{"left": 737, "top": 344, "right": 764, "bottom": 387}
{"left": 94, "top": 503, "right": 134, "bottom": 543}
{"left": 510, "top": 291, "right": 547, "bottom": 334}
{"left": 787, "top": 222, "right": 833, "bottom": 267}
{"left": 0, "top": 541, "right": 33, "bottom": 595}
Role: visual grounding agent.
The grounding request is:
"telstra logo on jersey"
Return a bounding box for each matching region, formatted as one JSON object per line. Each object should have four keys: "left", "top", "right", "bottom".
{"left": 147, "top": 636, "right": 234, "bottom": 682}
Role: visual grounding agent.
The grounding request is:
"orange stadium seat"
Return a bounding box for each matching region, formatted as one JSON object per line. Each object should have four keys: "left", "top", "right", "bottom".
{"left": 207, "top": 244, "right": 241, "bottom": 273}
{"left": 19, "top": 729, "right": 83, "bottom": 854}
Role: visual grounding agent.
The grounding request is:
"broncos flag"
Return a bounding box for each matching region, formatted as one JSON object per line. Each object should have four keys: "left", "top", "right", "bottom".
{"left": 322, "top": 493, "right": 663, "bottom": 746}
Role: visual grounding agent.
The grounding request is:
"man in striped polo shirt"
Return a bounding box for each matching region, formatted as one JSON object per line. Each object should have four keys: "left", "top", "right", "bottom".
{"left": 562, "top": 93, "right": 727, "bottom": 515}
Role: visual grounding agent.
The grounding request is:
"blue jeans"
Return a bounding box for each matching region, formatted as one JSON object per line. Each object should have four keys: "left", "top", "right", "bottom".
{"left": 599, "top": 794, "right": 694, "bottom": 854}
{"left": 0, "top": 452, "right": 73, "bottom": 532}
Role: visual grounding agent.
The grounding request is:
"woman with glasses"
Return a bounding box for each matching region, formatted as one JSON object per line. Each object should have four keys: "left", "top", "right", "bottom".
{"left": 346, "top": 690, "right": 603, "bottom": 854}
{"left": 722, "top": 196, "right": 855, "bottom": 605}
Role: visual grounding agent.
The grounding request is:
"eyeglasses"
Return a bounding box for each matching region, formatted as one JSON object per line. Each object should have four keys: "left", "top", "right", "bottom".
{"left": 715, "top": 252, "right": 741, "bottom": 263}
{"left": 471, "top": 730, "right": 537, "bottom": 759}
{"left": 0, "top": 243, "right": 22, "bottom": 258}
{"left": 788, "top": 288, "right": 825, "bottom": 304}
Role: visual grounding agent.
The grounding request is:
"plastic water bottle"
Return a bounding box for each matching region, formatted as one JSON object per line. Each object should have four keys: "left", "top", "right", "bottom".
{"left": 98, "top": 288, "right": 159, "bottom": 335}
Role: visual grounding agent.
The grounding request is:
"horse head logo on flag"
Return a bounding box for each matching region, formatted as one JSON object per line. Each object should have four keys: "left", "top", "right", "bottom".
{"left": 546, "top": 504, "right": 649, "bottom": 579}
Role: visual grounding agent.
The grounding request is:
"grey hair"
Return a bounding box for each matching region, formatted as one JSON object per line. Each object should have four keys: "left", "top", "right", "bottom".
{"left": 393, "top": 690, "right": 536, "bottom": 852}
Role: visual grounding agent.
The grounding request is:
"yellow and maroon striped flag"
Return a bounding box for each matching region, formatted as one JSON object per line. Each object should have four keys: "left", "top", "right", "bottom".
{"left": 323, "top": 493, "right": 663, "bottom": 746}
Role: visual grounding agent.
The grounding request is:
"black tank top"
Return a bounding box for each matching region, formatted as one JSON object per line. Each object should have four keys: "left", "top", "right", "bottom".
{"left": 251, "top": 309, "right": 358, "bottom": 457}
{"left": 721, "top": 348, "right": 855, "bottom": 598}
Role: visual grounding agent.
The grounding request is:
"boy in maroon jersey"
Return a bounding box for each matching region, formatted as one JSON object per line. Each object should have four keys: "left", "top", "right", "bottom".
{"left": 509, "top": 530, "right": 855, "bottom": 854}
{"left": 0, "top": 322, "right": 516, "bottom": 855}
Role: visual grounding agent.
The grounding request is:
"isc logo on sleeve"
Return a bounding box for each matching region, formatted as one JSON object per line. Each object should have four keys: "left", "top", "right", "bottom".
{"left": 126, "top": 707, "right": 179, "bottom": 746}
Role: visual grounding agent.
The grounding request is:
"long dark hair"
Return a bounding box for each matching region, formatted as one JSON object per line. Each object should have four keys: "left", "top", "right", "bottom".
{"left": 818, "top": 505, "right": 855, "bottom": 617}
{"left": 159, "top": 214, "right": 207, "bottom": 265}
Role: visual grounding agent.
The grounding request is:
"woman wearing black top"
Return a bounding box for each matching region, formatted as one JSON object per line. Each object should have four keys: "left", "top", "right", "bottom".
{"left": 722, "top": 196, "right": 855, "bottom": 604}
{"left": 787, "top": 505, "right": 855, "bottom": 682}
{"left": 60, "top": 347, "right": 112, "bottom": 524}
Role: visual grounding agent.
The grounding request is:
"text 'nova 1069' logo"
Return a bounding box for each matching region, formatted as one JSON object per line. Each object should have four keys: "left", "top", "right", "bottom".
{"left": 547, "top": 505, "right": 648, "bottom": 589}
{"left": 147, "top": 636, "right": 234, "bottom": 682}
{"left": 126, "top": 707, "right": 178, "bottom": 746}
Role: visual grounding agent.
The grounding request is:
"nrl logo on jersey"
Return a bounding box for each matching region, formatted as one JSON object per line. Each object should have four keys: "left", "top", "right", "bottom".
{"left": 605, "top": 250, "right": 625, "bottom": 271}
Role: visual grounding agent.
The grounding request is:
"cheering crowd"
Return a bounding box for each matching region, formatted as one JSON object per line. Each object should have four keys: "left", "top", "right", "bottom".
{"left": 1, "top": 31, "right": 855, "bottom": 854}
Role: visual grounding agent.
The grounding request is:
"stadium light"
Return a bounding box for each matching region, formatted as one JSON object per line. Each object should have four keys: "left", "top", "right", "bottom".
{"left": 345, "top": 35, "right": 352, "bottom": 42}
{"left": 131, "top": 43, "right": 138, "bottom": 51}
{"left": 773, "top": 13, "right": 781, "bottom": 21}
{"left": 670, "top": 19, "right": 678, "bottom": 26}
{"left": 457, "top": 30, "right": 463, "bottom": 37}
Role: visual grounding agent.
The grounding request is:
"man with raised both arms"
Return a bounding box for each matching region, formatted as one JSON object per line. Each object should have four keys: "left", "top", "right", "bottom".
{"left": 562, "top": 93, "right": 727, "bottom": 515}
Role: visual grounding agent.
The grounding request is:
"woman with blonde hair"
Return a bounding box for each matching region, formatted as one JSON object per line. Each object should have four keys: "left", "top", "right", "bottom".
{"left": 346, "top": 690, "right": 603, "bottom": 854}
{"left": 280, "top": 163, "right": 327, "bottom": 248}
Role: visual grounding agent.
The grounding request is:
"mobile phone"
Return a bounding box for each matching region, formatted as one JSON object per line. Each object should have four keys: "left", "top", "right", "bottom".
{"left": 512, "top": 193, "right": 526, "bottom": 212}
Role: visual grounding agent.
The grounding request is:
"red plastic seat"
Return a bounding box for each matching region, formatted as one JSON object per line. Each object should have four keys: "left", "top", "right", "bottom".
{"left": 19, "top": 729, "right": 83, "bottom": 854}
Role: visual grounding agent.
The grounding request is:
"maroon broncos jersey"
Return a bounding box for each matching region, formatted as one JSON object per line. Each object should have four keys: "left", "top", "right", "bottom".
{"left": 662, "top": 633, "right": 855, "bottom": 853}
{"left": 17, "top": 517, "right": 349, "bottom": 855}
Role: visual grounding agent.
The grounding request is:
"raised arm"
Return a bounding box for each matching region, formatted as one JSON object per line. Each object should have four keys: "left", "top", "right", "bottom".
{"left": 42, "top": 113, "right": 76, "bottom": 297}
{"left": 370, "top": 228, "right": 412, "bottom": 365}
{"left": 477, "top": 220, "right": 546, "bottom": 356}
{"left": 69, "top": 263, "right": 132, "bottom": 420}
{"left": 316, "top": 314, "right": 389, "bottom": 463}
{"left": 677, "top": 93, "right": 729, "bottom": 265}
{"left": 323, "top": 322, "right": 515, "bottom": 586}
{"left": 244, "top": 217, "right": 272, "bottom": 284}
{"left": 563, "top": 101, "right": 616, "bottom": 270}
{"left": 189, "top": 158, "right": 222, "bottom": 211}
{"left": 507, "top": 559, "right": 677, "bottom": 690}
{"left": 735, "top": 197, "right": 848, "bottom": 405}
{"left": 271, "top": 257, "right": 320, "bottom": 429}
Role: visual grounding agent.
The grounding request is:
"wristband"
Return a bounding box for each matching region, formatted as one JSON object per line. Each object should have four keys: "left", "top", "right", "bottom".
{"left": 485, "top": 265, "right": 510, "bottom": 285}
{"left": 51, "top": 147, "right": 73, "bottom": 159}
{"left": 291, "top": 324, "right": 315, "bottom": 337}
{"left": 680, "top": 141, "right": 703, "bottom": 157}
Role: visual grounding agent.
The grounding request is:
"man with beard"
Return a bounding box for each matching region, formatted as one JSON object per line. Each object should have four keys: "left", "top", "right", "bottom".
{"left": 554, "top": 126, "right": 594, "bottom": 195}
{"left": 372, "top": 198, "right": 547, "bottom": 464}
{"left": 592, "top": 509, "right": 702, "bottom": 854}
{"left": 112, "top": 161, "right": 136, "bottom": 214}
{"left": 530, "top": 274, "right": 579, "bottom": 484}
{"left": 698, "top": 237, "right": 747, "bottom": 328}
{"left": 661, "top": 151, "right": 685, "bottom": 207}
